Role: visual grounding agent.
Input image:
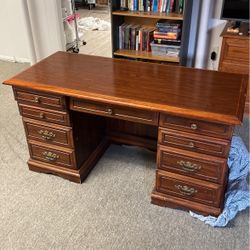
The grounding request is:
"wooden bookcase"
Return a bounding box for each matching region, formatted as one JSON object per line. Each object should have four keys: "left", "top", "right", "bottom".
{"left": 111, "top": 0, "right": 195, "bottom": 66}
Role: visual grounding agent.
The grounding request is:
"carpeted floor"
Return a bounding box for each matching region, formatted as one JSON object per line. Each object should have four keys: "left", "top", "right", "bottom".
{"left": 0, "top": 60, "right": 249, "bottom": 250}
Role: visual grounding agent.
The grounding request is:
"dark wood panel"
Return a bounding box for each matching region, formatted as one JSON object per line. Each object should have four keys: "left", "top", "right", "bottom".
{"left": 71, "top": 111, "right": 106, "bottom": 168}
{"left": 19, "top": 104, "right": 70, "bottom": 126}
{"left": 155, "top": 170, "right": 223, "bottom": 207}
{"left": 3, "top": 51, "right": 247, "bottom": 125}
{"left": 159, "top": 114, "right": 233, "bottom": 139}
{"left": 157, "top": 145, "right": 227, "bottom": 184}
{"left": 23, "top": 117, "right": 74, "bottom": 148}
{"left": 70, "top": 98, "right": 159, "bottom": 125}
{"left": 158, "top": 128, "right": 230, "bottom": 157}
{"left": 14, "top": 88, "right": 66, "bottom": 110}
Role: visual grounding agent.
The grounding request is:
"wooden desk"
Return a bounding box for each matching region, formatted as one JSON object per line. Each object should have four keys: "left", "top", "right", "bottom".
{"left": 3, "top": 52, "right": 248, "bottom": 216}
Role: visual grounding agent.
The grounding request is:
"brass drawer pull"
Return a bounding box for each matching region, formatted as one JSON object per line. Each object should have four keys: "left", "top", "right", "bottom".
{"left": 175, "top": 184, "right": 197, "bottom": 196}
{"left": 39, "top": 112, "right": 45, "bottom": 119}
{"left": 188, "top": 142, "right": 195, "bottom": 148}
{"left": 177, "top": 160, "right": 201, "bottom": 172}
{"left": 42, "top": 151, "right": 59, "bottom": 162}
{"left": 107, "top": 108, "right": 113, "bottom": 115}
{"left": 34, "top": 96, "right": 40, "bottom": 103}
{"left": 190, "top": 123, "right": 197, "bottom": 130}
{"left": 38, "top": 129, "right": 56, "bottom": 140}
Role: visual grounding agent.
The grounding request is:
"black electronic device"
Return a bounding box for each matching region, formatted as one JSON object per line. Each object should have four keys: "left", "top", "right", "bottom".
{"left": 221, "top": 0, "right": 249, "bottom": 22}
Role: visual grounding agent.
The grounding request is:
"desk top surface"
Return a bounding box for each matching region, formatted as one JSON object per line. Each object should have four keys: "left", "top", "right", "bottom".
{"left": 4, "top": 52, "right": 248, "bottom": 124}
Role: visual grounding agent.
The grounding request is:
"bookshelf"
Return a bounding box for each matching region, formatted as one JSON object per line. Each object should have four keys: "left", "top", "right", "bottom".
{"left": 111, "top": 0, "right": 196, "bottom": 66}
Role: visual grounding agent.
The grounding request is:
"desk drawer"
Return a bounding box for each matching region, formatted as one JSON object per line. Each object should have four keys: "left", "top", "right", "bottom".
{"left": 19, "top": 104, "right": 70, "bottom": 126}
{"left": 23, "top": 118, "right": 73, "bottom": 148}
{"left": 157, "top": 145, "right": 227, "bottom": 184}
{"left": 14, "top": 88, "right": 66, "bottom": 110}
{"left": 156, "top": 170, "right": 222, "bottom": 207}
{"left": 70, "top": 99, "right": 159, "bottom": 125}
{"left": 159, "top": 114, "right": 233, "bottom": 139}
{"left": 28, "top": 141, "right": 76, "bottom": 169}
{"left": 158, "top": 128, "right": 230, "bottom": 157}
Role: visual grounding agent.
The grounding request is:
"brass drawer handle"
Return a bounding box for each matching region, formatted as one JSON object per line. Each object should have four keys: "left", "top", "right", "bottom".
{"left": 175, "top": 184, "right": 197, "bottom": 196}
{"left": 107, "top": 108, "right": 113, "bottom": 115}
{"left": 190, "top": 123, "right": 197, "bottom": 130}
{"left": 39, "top": 112, "right": 45, "bottom": 119}
{"left": 34, "top": 96, "right": 40, "bottom": 103}
{"left": 177, "top": 160, "right": 201, "bottom": 172}
{"left": 42, "top": 151, "right": 59, "bottom": 162}
{"left": 38, "top": 129, "right": 56, "bottom": 140}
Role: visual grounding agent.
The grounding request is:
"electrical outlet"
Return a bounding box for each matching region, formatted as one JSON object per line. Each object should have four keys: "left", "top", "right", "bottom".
{"left": 210, "top": 46, "right": 219, "bottom": 61}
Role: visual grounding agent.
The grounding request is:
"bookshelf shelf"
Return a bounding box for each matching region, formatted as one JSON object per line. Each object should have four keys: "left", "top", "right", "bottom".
{"left": 114, "top": 49, "right": 180, "bottom": 62}
{"left": 112, "top": 10, "right": 184, "bottom": 20}
{"left": 111, "top": 0, "right": 196, "bottom": 66}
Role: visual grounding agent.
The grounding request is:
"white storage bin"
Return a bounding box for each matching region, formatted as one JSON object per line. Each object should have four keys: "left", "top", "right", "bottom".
{"left": 150, "top": 42, "right": 180, "bottom": 57}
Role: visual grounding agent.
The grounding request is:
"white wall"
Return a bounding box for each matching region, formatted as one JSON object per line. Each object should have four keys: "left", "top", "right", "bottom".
{"left": 0, "top": 1, "right": 30, "bottom": 62}
{"left": 0, "top": 0, "right": 65, "bottom": 64}
{"left": 27, "top": 0, "right": 65, "bottom": 62}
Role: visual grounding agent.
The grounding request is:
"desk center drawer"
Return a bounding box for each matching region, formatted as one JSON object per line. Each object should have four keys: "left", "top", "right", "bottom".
{"left": 70, "top": 99, "right": 159, "bottom": 125}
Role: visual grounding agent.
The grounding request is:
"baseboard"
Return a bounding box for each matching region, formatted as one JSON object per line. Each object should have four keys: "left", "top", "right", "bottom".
{"left": 0, "top": 54, "right": 31, "bottom": 63}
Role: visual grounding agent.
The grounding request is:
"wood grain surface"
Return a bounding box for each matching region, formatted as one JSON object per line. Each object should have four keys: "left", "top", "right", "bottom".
{"left": 3, "top": 51, "right": 248, "bottom": 124}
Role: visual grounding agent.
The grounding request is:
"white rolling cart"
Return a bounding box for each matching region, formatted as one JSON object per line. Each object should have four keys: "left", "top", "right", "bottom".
{"left": 62, "top": 0, "right": 86, "bottom": 53}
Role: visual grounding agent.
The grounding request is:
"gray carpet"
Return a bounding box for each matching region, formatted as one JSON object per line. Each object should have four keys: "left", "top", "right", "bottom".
{"left": 0, "top": 60, "right": 249, "bottom": 250}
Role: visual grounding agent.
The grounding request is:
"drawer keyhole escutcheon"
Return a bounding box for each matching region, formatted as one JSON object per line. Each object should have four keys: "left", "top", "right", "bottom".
{"left": 177, "top": 160, "right": 201, "bottom": 172}
{"left": 107, "top": 108, "right": 113, "bottom": 115}
{"left": 38, "top": 130, "right": 56, "bottom": 140}
{"left": 190, "top": 123, "right": 197, "bottom": 130}
{"left": 42, "top": 151, "right": 59, "bottom": 162}
{"left": 175, "top": 185, "right": 198, "bottom": 196}
{"left": 34, "top": 96, "right": 40, "bottom": 103}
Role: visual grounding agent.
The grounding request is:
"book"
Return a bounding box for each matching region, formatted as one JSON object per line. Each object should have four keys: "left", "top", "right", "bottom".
{"left": 153, "top": 39, "right": 181, "bottom": 46}
{"left": 152, "top": 0, "right": 158, "bottom": 12}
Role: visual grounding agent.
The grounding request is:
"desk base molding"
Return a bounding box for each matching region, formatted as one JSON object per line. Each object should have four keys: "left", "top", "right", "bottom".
{"left": 151, "top": 188, "right": 222, "bottom": 216}
{"left": 28, "top": 138, "right": 109, "bottom": 183}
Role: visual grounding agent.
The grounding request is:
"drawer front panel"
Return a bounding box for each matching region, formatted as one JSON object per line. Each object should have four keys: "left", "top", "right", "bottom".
{"left": 28, "top": 143, "right": 76, "bottom": 169}
{"left": 159, "top": 128, "right": 230, "bottom": 157}
{"left": 223, "top": 38, "right": 249, "bottom": 62}
{"left": 14, "top": 89, "right": 66, "bottom": 110}
{"left": 156, "top": 170, "right": 222, "bottom": 207}
{"left": 159, "top": 114, "right": 232, "bottom": 139}
{"left": 19, "top": 104, "right": 70, "bottom": 126}
{"left": 23, "top": 118, "right": 73, "bottom": 148}
{"left": 70, "top": 99, "right": 159, "bottom": 125}
{"left": 157, "top": 146, "right": 227, "bottom": 184}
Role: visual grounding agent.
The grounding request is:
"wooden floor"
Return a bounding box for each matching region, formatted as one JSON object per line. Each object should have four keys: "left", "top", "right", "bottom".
{"left": 77, "top": 5, "right": 112, "bottom": 58}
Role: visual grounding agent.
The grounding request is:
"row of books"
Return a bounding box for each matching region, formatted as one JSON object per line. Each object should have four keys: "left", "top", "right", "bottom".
{"left": 152, "top": 20, "right": 181, "bottom": 56}
{"left": 118, "top": 21, "right": 182, "bottom": 54}
{"left": 119, "top": 24, "right": 155, "bottom": 51}
{"left": 154, "top": 20, "right": 181, "bottom": 40}
{"left": 120, "top": 0, "right": 185, "bottom": 14}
